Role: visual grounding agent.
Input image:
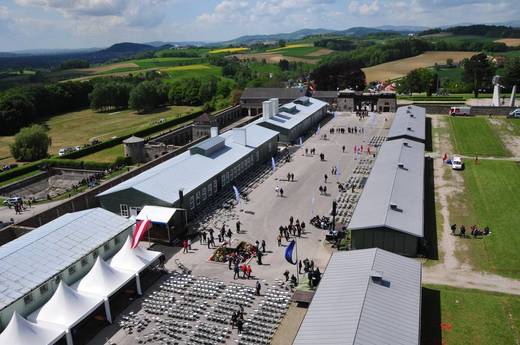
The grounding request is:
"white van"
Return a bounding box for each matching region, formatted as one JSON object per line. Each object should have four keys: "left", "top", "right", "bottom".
{"left": 449, "top": 106, "right": 471, "bottom": 116}
{"left": 452, "top": 156, "right": 463, "bottom": 170}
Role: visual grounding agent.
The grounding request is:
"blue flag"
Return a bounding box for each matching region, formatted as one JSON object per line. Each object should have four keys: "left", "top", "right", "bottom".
{"left": 232, "top": 185, "right": 240, "bottom": 203}
{"left": 285, "top": 240, "right": 297, "bottom": 265}
{"left": 271, "top": 157, "right": 276, "bottom": 172}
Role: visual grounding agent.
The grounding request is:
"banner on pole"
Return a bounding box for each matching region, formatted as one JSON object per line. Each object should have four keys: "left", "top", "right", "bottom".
{"left": 285, "top": 240, "right": 297, "bottom": 265}
{"left": 232, "top": 185, "right": 240, "bottom": 203}
{"left": 271, "top": 157, "right": 276, "bottom": 172}
{"left": 131, "top": 219, "right": 152, "bottom": 249}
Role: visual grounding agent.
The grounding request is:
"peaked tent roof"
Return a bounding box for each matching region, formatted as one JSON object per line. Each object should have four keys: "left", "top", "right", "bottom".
{"left": 29, "top": 282, "right": 104, "bottom": 329}
{"left": 73, "top": 257, "right": 134, "bottom": 298}
{"left": 108, "top": 236, "right": 161, "bottom": 273}
{"left": 0, "top": 312, "right": 64, "bottom": 345}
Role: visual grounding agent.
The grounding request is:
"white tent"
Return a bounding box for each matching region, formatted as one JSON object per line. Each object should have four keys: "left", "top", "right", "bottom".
{"left": 108, "top": 236, "right": 161, "bottom": 273}
{"left": 29, "top": 281, "right": 105, "bottom": 331}
{"left": 73, "top": 256, "right": 134, "bottom": 299}
{"left": 136, "top": 206, "right": 178, "bottom": 224}
{"left": 0, "top": 312, "right": 64, "bottom": 345}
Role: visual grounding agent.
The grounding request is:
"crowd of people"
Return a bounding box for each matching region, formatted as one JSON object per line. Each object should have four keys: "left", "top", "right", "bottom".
{"left": 450, "top": 223, "right": 491, "bottom": 238}
{"left": 277, "top": 216, "right": 306, "bottom": 243}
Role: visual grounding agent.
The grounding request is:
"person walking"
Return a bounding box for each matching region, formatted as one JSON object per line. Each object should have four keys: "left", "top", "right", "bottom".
{"left": 298, "top": 260, "right": 302, "bottom": 274}
{"left": 257, "top": 250, "right": 263, "bottom": 265}
{"left": 202, "top": 231, "right": 207, "bottom": 244}
{"left": 233, "top": 263, "right": 240, "bottom": 280}
{"left": 280, "top": 188, "right": 284, "bottom": 197}
{"left": 275, "top": 185, "right": 280, "bottom": 196}
{"left": 323, "top": 185, "right": 327, "bottom": 195}
{"left": 255, "top": 281, "right": 261, "bottom": 296}
{"left": 241, "top": 264, "right": 247, "bottom": 278}
{"left": 237, "top": 318, "right": 244, "bottom": 334}
{"left": 246, "top": 265, "right": 252, "bottom": 279}
{"left": 261, "top": 240, "right": 266, "bottom": 253}
{"left": 236, "top": 221, "right": 241, "bottom": 234}
{"left": 284, "top": 270, "right": 290, "bottom": 282}
{"left": 227, "top": 229, "right": 232, "bottom": 241}
{"left": 182, "top": 239, "right": 188, "bottom": 254}
{"left": 342, "top": 145, "right": 345, "bottom": 153}
{"left": 319, "top": 185, "right": 323, "bottom": 195}
{"left": 287, "top": 172, "right": 291, "bottom": 181}
{"left": 324, "top": 174, "right": 328, "bottom": 183}
{"left": 277, "top": 234, "right": 282, "bottom": 247}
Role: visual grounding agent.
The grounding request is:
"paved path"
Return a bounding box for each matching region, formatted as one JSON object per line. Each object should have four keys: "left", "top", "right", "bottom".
{"left": 0, "top": 200, "right": 62, "bottom": 227}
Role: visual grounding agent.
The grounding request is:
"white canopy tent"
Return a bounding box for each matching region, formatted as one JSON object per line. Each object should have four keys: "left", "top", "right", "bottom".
{"left": 108, "top": 236, "right": 162, "bottom": 295}
{"left": 136, "top": 206, "right": 178, "bottom": 224}
{"left": 0, "top": 312, "right": 64, "bottom": 345}
{"left": 29, "top": 282, "right": 106, "bottom": 345}
{"left": 74, "top": 256, "right": 134, "bottom": 298}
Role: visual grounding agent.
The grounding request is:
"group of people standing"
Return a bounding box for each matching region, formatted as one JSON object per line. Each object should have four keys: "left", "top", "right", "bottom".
{"left": 451, "top": 223, "right": 491, "bottom": 238}
{"left": 277, "top": 216, "right": 305, "bottom": 244}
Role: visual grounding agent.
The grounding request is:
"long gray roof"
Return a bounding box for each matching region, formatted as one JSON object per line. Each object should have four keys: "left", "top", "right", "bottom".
{"left": 258, "top": 96, "right": 328, "bottom": 131}
{"left": 97, "top": 123, "right": 278, "bottom": 204}
{"left": 293, "top": 248, "right": 422, "bottom": 345}
{"left": 387, "top": 105, "right": 426, "bottom": 142}
{"left": 349, "top": 139, "right": 424, "bottom": 237}
{"left": 0, "top": 208, "right": 134, "bottom": 310}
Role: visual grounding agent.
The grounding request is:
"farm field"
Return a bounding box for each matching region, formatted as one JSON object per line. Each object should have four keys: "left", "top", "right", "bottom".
{"left": 0, "top": 106, "right": 200, "bottom": 163}
{"left": 422, "top": 285, "right": 520, "bottom": 345}
{"left": 495, "top": 38, "right": 520, "bottom": 47}
{"left": 448, "top": 117, "right": 510, "bottom": 157}
{"left": 164, "top": 64, "right": 223, "bottom": 80}
{"left": 209, "top": 47, "right": 250, "bottom": 54}
{"left": 448, "top": 160, "right": 520, "bottom": 279}
{"left": 129, "top": 57, "right": 202, "bottom": 68}
{"left": 362, "top": 51, "right": 476, "bottom": 82}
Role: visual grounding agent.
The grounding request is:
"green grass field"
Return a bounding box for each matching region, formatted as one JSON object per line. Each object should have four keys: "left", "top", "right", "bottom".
{"left": 449, "top": 117, "right": 510, "bottom": 157}
{"left": 81, "top": 144, "right": 125, "bottom": 163}
{"left": 130, "top": 57, "right": 202, "bottom": 68}
{"left": 422, "top": 285, "right": 520, "bottom": 345}
{"left": 449, "top": 160, "right": 520, "bottom": 278}
{"left": 164, "top": 64, "right": 223, "bottom": 80}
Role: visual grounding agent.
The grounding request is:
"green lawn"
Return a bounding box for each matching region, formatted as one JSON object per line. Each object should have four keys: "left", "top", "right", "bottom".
{"left": 274, "top": 46, "right": 321, "bottom": 58}
{"left": 449, "top": 160, "right": 520, "bottom": 278}
{"left": 130, "top": 57, "right": 202, "bottom": 68}
{"left": 449, "top": 117, "right": 510, "bottom": 157}
{"left": 422, "top": 285, "right": 520, "bottom": 345}
{"left": 81, "top": 144, "right": 125, "bottom": 163}
{"left": 436, "top": 67, "right": 464, "bottom": 80}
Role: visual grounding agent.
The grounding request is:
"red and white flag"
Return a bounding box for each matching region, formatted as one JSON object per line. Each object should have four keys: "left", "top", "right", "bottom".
{"left": 131, "top": 219, "right": 152, "bottom": 249}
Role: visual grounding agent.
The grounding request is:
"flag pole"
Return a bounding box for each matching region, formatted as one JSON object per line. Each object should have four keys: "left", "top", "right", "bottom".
{"left": 295, "top": 238, "right": 299, "bottom": 285}
{"left": 147, "top": 216, "right": 151, "bottom": 249}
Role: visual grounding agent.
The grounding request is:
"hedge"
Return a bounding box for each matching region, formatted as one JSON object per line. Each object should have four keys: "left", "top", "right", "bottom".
{"left": 61, "top": 110, "right": 203, "bottom": 160}
{"left": 0, "top": 162, "right": 41, "bottom": 184}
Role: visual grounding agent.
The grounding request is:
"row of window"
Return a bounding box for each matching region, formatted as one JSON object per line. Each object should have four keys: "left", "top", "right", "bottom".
{"left": 22, "top": 236, "right": 121, "bottom": 305}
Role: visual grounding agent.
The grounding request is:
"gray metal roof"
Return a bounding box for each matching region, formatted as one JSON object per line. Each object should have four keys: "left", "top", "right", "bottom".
{"left": 349, "top": 139, "right": 424, "bottom": 237}
{"left": 0, "top": 208, "right": 134, "bottom": 310}
{"left": 97, "top": 123, "right": 278, "bottom": 204}
{"left": 122, "top": 136, "right": 144, "bottom": 144}
{"left": 259, "top": 97, "right": 328, "bottom": 130}
{"left": 293, "top": 248, "right": 422, "bottom": 345}
{"left": 387, "top": 105, "right": 426, "bottom": 142}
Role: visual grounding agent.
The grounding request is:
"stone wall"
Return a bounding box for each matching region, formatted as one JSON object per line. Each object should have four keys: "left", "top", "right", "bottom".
{"left": 0, "top": 171, "right": 50, "bottom": 196}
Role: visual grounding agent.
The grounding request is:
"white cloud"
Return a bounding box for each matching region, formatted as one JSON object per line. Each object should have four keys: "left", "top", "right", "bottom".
{"left": 348, "top": 0, "right": 380, "bottom": 16}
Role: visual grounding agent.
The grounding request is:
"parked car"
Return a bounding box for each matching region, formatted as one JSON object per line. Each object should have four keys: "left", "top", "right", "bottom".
{"left": 451, "top": 156, "right": 464, "bottom": 170}
{"left": 449, "top": 106, "right": 471, "bottom": 116}
{"left": 3, "top": 197, "right": 23, "bottom": 207}
{"left": 507, "top": 109, "right": 520, "bottom": 118}
{"left": 58, "top": 147, "right": 75, "bottom": 156}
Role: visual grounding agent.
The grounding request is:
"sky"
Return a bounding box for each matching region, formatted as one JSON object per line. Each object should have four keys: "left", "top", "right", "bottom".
{"left": 0, "top": 0, "right": 519, "bottom": 51}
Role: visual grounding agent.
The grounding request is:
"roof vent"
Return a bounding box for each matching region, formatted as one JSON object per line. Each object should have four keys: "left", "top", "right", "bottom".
{"left": 403, "top": 142, "right": 410, "bottom": 147}
{"left": 409, "top": 113, "right": 415, "bottom": 118}
{"left": 398, "top": 163, "right": 406, "bottom": 169}
{"left": 407, "top": 126, "right": 413, "bottom": 131}
{"left": 390, "top": 203, "right": 402, "bottom": 212}
{"left": 407, "top": 105, "right": 412, "bottom": 109}
{"left": 370, "top": 270, "right": 383, "bottom": 281}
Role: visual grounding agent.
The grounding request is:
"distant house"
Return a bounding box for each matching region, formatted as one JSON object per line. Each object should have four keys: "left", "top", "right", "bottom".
{"left": 293, "top": 248, "right": 422, "bottom": 345}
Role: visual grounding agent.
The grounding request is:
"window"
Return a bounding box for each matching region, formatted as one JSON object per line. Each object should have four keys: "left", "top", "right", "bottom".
{"left": 207, "top": 183, "right": 212, "bottom": 197}
{"left": 24, "top": 294, "right": 33, "bottom": 305}
{"left": 213, "top": 180, "right": 218, "bottom": 193}
{"left": 202, "top": 187, "right": 207, "bottom": 201}
{"left": 226, "top": 171, "right": 230, "bottom": 183}
{"left": 130, "top": 207, "right": 141, "bottom": 217}
{"left": 256, "top": 151, "right": 260, "bottom": 162}
{"left": 114, "top": 236, "right": 121, "bottom": 245}
{"left": 104, "top": 243, "right": 110, "bottom": 251}
{"left": 195, "top": 191, "right": 201, "bottom": 205}
{"left": 81, "top": 257, "right": 89, "bottom": 267}
{"left": 120, "top": 204, "right": 129, "bottom": 217}
{"left": 189, "top": 196, "right": 195, "bottom": 210}
{"left": 39, "top": 284, "right": 49, "bottom": 295}
{"left": 268, "top": 142, "right": 272, "bottom": 153}
{"left": 93, "top": 249, "right": 99, "bottom": 259}
{"left": 221, "top": 175, "right": 226, "bottom": 186}
{"left": 68, "top": 265, "right": 76, "bottom": 275}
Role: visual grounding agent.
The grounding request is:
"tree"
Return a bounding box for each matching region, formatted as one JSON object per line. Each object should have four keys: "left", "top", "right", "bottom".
{"left": 129, "top": 81, "right": 164, "bottom": 112}
{"left": 229, "top": 89, "right": 242, "bottom": 105}
{"left": 503, "top": 57, "right": 520, "bottom": 89}
{"left": 310, "top": 57, "right": 366, "bottom": 91}
{"left": 463, "top": 53, "right": 495, "bottom": 97}
{"left": 0, "top": 93, "right": 36, "bottom": 135}
{"left": 278, "top": 59, "right": 290, "bottom": 71}
{"left": 446, "top": 58, "right": 454, "bottom": 67}
{"left": 10, "top": 124, "right": 51, "bottom": 161}
{"left": 278, "top": 39, "right": 286, "bottom": 48}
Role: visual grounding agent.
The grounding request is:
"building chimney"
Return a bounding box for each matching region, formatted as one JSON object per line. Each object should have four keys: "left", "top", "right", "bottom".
{"left": 178, "top": 189, "right": 184, "bottom": 208}
{"left": 210, "top": 127, "right": 219, "bottom": 138}
{"left": 269, "top": 98, "right": 279, "bottom": 117}
{"left": 262, "top": 100, "right": 272, "bottom": 121}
